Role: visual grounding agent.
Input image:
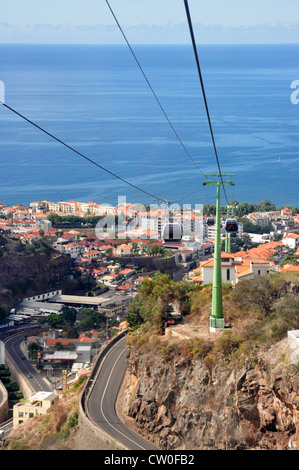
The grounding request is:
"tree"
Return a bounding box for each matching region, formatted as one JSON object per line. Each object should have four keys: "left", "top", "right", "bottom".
{"left": 41, "top": 313, "right": 65, "bottom": 328}
{"left": 255, "top": 200, "right": 276, "bottom": 212}
{"left": 60, "top": 305, "right": 77, "bottom": 326}
{"left": 0, "top": 304, "right": 9, "bottom": 324}
{"left": 28, "top": 342, "right": 42, "bottom": 359}
{"left": 232, "top": 275, "right": 288, "bottom": 317}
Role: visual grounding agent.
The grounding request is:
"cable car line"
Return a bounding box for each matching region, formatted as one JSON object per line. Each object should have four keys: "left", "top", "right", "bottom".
{"left": 105, "top": 0, "right": 206, "bottom": 180}
{"left": 0, "top": 102, "right": 168, "bottom": 204}
{"left": 183, "top": 0, "right": 229, "bottom": 205}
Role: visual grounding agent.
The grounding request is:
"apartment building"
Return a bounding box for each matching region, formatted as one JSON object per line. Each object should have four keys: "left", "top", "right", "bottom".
{"left": 13, "top": 392, "right": 58, "bottom": 427}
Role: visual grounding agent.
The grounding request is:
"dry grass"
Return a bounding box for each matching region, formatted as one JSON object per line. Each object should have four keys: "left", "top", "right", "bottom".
{"left": 4, "top": 384, "right": 84, "bottom": 451}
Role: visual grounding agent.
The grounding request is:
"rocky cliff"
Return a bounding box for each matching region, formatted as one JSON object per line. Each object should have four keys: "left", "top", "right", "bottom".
{"left": 118, "top": 331, "right": 298, "bottom": 450}
{"left": 0, "top": 241, "right": 73, "bottom": 306}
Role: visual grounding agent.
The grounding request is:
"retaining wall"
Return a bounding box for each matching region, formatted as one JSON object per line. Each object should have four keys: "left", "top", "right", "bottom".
{"left": 0, "top": 380, "right": 9, "bottom": 423}
{"left": 77, "top": 332, "right": 127, "bottom": 450}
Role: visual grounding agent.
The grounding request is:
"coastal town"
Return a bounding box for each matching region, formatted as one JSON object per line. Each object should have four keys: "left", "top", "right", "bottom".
{"left": 0, "top": 198, "right": 298, "bottom": 279}
{"left": 0, "top": 198, "right": 298, "bottom": 295}
{"left": 0, "top": 196, "right": 298, "bottom": 408}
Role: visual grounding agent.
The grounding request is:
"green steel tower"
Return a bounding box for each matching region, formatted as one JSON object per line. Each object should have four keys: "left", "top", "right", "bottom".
{"left": 203, "top": 174, "right": 234, "bottom": 332}
{"left": 225, "top": 232, "right": 231, "bottom": 253}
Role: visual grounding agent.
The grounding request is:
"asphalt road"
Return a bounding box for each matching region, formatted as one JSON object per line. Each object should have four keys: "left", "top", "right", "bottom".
{"left": 3, "top": 333, "right": 52, "bottom": 393}
{"left": 87, "top": 335, "right": 159, "bottom": 451}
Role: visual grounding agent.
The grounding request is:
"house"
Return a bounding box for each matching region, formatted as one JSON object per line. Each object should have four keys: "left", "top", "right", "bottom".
{"left": 118, "top": 268, "right": 134, "bottom": 278}
{"left": 280, "top": 264, "right": 299, "bottom": 273}
{"left": 282, "top": 233, "right": 299, "bottom": 250}
{"left": 13, "top": 392, "right": 58, "bottom": 427}
{"left": 235, "top": 259, "right": 277, "bottom": 282}
{"left": 55, "top": 242, "right": 82, "bottom": 259}
{"left": 200, "top": 253, "right": 242, "bottom": 284}
{"left": 281, "top": 207, "right": 293, "bottom": 217}
{"left": 100, "top": 274, "right": 119, "bottom": 287}
{"left": 134, "top": 276, "right": 152, "bottom": 286}
{"left": 84, "top": 250, "right": 101, "bottom": 260}
{"left": 115, "top": 243, "right": 133, "bottom": 256}
{"left": 199, "top": 248, "right": 278, "bottom": 286}
{"left": 117, "top": 282, "right": 134, "bottom": 292}
{"left": 247, "top": 212, "right": 270, "bottom": 227}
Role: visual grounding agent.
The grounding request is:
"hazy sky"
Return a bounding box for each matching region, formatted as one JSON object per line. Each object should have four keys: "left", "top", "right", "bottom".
{"left": 1, "top": 0, "right": 299, "bottom": 44}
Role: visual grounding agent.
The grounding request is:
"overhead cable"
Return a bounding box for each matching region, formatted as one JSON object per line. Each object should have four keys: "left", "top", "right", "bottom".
{"left": 1, "top": 102, "right": 167, "bottom": 203}
{"left": 105, "top": 0, "right": 206, "bottom": 179}
{"left": 183, "top": 0, "right": 229, "bottom": 204}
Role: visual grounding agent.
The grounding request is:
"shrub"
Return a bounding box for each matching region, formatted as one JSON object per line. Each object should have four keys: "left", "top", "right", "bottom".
{"left": 156, "top": 341, "right": 179, "bottom": 360}
{"left": 213, "top": 330, "right": 244, "bottom": 359}
{"left": 187, "top": 337, "right": 213, "bottom": 360}
{"left": 60, "top": 410, "right": 79, "bottom": 438}
{"left": 202, "top": 354, "right": 216, "bottom": 372}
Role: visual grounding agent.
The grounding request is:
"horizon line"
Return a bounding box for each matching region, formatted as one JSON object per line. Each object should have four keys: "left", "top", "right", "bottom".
{"left": 1, "top": 42, "right": 299, "bottom": 46}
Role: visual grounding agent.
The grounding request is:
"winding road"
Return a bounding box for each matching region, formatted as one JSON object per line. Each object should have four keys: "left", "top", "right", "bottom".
{"left": 3, "top": 333, "right": 52, "bottom": 393}
{"left": 87, "top": 335, "right": 159, "bottom": 450}
{"left": 1, "top": 329, "right": 158, "bottom": 449}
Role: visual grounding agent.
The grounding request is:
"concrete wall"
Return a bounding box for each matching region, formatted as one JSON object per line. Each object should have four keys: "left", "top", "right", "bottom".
{"left": 4, "top": 350, "right": 34, "bottom": 399}
{"left": 77, "top": 332, "right": 127, "bottom": 450}
{"left": 0, "top": 380, "right": 9, "bottom": 423}
{"left": 288, "top": 330, "right": 299, "bottom": 364}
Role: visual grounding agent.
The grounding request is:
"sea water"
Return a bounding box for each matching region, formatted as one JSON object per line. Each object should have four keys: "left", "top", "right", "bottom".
{"left": 0, "top": 43, "right": 298, "bottom": 208}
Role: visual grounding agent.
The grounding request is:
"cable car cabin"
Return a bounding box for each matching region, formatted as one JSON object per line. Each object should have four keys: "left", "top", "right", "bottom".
{"left": 206, "top": 217, "right": 215, "bottom": 226}
{"left": 162, "top": 222, "right": 183, "bottom": 242}
{"left": 225, "top": 218, "right": 239, "bottom": 233}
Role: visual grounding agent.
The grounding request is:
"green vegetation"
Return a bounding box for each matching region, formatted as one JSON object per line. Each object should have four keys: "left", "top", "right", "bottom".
{"left": 126, "top": 272, "right": 196, "bottom": 334}
{"left": 47, "top": 213, "right": 107, "bottom": 228}
{"left": 0, "top": 365, "right": 24, "bottom": 412}
{"left": 204, "top": 199, "right": 298, "bottom": 218}
{"left": 146, "top": 245, "right": 173, "bottom": 257}
{"left": 40, "top": 306, "right": 107, "bottom": 331}
{"left": 281, "top": 251, "right": 299, "bottom": 266}
{"left": 126, "top": 272, "right": 299, "bottom": 369}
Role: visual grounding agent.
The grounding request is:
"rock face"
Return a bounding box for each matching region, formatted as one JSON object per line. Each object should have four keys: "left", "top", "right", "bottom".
{"left": 0, "top": 249, "right": 72, "bottom": 306}
{"left": 122, "top": 341, "right": 299, "bottom": 450}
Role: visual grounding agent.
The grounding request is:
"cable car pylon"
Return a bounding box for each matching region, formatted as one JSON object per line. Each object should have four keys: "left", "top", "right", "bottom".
{"left": 203, "top": 174, "right": 235, "bottom": 332}
{"left": 224, "top": 204, "right": 235, "bottom": 253}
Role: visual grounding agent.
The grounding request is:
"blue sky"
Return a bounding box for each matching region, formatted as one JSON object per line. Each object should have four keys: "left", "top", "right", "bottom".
{"left": 1, "top": 0, "right": 299, "bottom": 44}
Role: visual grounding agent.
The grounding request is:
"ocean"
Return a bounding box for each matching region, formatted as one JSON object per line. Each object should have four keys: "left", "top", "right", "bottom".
{"left": 0, "top": 43, "right": 298, "bottom": 209}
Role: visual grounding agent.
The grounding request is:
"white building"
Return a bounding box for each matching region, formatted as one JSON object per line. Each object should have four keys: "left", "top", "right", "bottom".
{"left": 199, "top": 252, "right": 277, "bottom": 285}
{"left": 55, "top": 242, "right": 82, "bottom": 259}
{"left": 13, "top": 392, "right": 58, "bottom": 427}
{"left": 282, "top": 233, "right": 299, "bottom": 250}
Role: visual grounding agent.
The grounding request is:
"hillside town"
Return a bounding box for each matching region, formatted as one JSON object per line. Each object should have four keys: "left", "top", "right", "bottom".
{"left": 0, "top": 199, "right": 298, "bottom": 293}
{"left": 0, "top": 196, "right": 299, "bottom": 431}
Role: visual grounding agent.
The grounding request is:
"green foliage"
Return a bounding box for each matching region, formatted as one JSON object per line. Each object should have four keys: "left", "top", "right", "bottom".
{"left": 146, "top": 244, "right": 172, "bottom": 257}
{"left": 59, "top": 305, "right": 77, "bottom": 326}
{"left": 187, "top": 337, "right": 213, "bottom": 360}
{"left": 125, "top": 272, "right": 195, "bottom": 332}
{"left": 41, "top": 313, "right": 65, "bottom": 328}
{"left": 71, "top": 375, "right": 88, "bottom": 391}
{"left": 231, "top": 275, "right": 287, "bottom": 317}
{"left": 0, "top": 303, "right": 9, "bottom": 323}
{"left": 28, "top": 341, "right": 43, "bottom": 359}
{"left": 60, "top": 410, "right": 78, "bottom": 438}
{"left": 156, "top": 341, "right": 179, "bottom": 360}
{"left": 281, "top": 251, "right": 299, "bottom": 266}
{"left": 213, "top": 330, "right": 244, "bottom": 359}
{"left": 77, "top": 310, "right": 106, "bottom": 329}
{"left": 47, "top": 213, "right": 106, "bottom": 228}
